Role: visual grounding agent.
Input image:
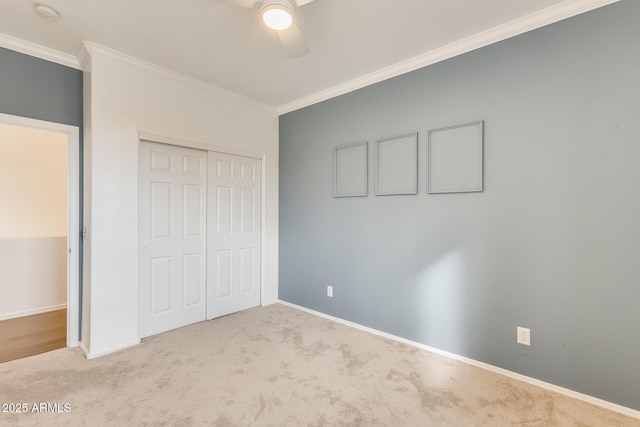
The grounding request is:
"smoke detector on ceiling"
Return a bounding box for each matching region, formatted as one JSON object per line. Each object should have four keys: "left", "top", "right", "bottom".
{"left": 34, "top": 4, "right": 60, "bottom": 22}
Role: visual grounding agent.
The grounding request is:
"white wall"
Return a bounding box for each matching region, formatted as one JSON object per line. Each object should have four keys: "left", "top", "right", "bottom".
{"left": 0, "top": 124, "right": 68, "bottom": 238}
{"left": 0, "top": 123, "right": 67, "bottom": 319}
{"left": 0, "top": 238, "right": 67, "bottom": 319}
{"left": 81, "top": 43, "right": 279, "bottom": 357}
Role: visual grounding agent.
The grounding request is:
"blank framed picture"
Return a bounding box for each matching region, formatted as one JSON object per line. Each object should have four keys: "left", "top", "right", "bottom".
{"left": 375, "top": 132, "right": 418, "bottom": 196}
{"left": 333, "top": 141, "right": 368, "bottom": 198}
{"left": 428, "top": 121, "right": 484, "bottom": 194}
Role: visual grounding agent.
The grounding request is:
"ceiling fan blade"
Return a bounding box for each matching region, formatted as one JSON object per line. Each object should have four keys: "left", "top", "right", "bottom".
{"left": 214, "top": 0, "right": 260, "bottom": 8}
{"left": 278, "top": 23, "right": 310, "bottom": 58}
{"left": 293, "top": 0, "right": 316, "bottom": 6}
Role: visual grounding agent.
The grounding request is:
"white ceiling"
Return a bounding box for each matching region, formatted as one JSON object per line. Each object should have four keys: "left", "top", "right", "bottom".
{"left": 0, "top": 0, "right": 618, "bottom": 112}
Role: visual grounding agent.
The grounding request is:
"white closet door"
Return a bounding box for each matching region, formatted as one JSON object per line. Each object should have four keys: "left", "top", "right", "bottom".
{"left": 207, "top": 152, "right": 261, "bottom": 319}
{"left": 139, "top": 141, "right": 206, "bottom": 337}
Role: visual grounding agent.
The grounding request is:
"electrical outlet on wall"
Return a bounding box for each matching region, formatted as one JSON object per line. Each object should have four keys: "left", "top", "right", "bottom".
{"left": 517, "top": 327, "right": 531, "bottom": 346}
{"left": 327, "top": 285, "right": 333, "bottom": 298}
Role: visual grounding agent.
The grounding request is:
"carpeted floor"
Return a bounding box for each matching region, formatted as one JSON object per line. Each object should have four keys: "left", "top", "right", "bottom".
{"left": 0, "top": 304, "right": 638, "bottom": 426}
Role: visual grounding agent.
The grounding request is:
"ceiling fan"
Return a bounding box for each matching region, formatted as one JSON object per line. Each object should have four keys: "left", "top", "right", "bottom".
{"left": 215, "top": 0, "right": 315, "bottom": 58}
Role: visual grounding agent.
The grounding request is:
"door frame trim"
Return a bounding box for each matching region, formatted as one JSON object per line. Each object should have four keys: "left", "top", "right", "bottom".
{"left": 139, "top": 132, "right": 263, "bottom": 160}
{"left": 0, "top": 113, "right": 81, "bottom": 347}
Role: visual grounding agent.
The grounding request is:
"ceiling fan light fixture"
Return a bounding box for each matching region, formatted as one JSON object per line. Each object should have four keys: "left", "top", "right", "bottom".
{"left": 262, "top": 4, "right": 293, "bottom": 31}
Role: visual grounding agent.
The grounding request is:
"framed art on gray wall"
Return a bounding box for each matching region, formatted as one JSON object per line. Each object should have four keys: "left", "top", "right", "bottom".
{"left": 375, "top": 132, "right": 418, "bottom": 196}
{"left": 333, "top": 141, "right": 368, "bottom": 197}
{"left": 428, "top": 121, "right": 484, "bottom": 194}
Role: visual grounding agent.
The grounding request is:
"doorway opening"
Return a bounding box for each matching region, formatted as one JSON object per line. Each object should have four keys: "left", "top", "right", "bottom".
{"left": 0, "top": 113, "right": 80, "bottom": 362}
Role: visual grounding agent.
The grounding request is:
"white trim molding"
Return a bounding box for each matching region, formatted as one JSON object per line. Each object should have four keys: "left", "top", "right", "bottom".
{"left": 81, "top": 339, "right": 141, "bottom": 360}
{"left": 278, "top": 300, "right": 640, "bottom": 420}
{"left": 277, "top": 0, "right": 621, "bottom": 115}
{"left": 138, "top": 132, "right": 263, "bottom": 160}
{"left": 0, "top": 32, "right": 81, "bottom": 69}
{"left": 0, "top": 304, "right": 67, "bottom": 322}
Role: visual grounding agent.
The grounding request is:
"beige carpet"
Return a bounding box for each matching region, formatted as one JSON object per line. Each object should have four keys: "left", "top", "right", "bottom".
{"left": 0, "top": 304, "right": 638, "bottom": 426}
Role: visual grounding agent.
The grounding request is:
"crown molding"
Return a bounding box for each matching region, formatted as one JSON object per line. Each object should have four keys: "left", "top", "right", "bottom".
{"left": 76, "top": 43, "right": 91, "bottom": 71}
{"left": 277, "top": 0, "right": 620, "bottom": 115}
{"left": 0, "top": 32, "right": 81, "bottom": 69}
{"left": 82, "top": 42, "right": 277, "bottom": 114}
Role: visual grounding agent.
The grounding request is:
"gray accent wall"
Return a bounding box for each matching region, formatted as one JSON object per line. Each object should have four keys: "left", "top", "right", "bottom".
{"left": 279, "top": 1, "right": 640, "bottom": 410}
{"left": 0, "top": 47, "right": 82, "bottom": 126}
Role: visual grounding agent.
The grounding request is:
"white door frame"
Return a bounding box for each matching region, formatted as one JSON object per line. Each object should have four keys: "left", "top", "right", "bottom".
{"left": 0, "top": 113, "right": 80, "bottom": 347}
{"left": 138, "top": 132, "right": 266, "bottom": 323}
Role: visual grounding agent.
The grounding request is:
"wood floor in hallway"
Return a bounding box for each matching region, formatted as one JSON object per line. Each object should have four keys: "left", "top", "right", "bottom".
{"left": 0, "top": 309, "right": 66, "bottom": 363}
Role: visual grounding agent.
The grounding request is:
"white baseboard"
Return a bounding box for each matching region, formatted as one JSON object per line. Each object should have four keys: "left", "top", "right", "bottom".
{"left": 278, "top": 300, "right": 640, "bottom": 420}
{"left": 82, "top": 339, "right": 141, "bottom": 360}
{"left": 0, "top": 304, "right": 67, "bottom": 321}
{"left": 261, "top": 298, "right": 279, "bottom": 307}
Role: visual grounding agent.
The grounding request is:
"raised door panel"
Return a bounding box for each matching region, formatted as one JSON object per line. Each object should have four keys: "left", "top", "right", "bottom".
{"left": 183, "top": 184, "right": 202, "bottom": 237}
{"left": 216, "top": 187, "right": 232, "bottom": 235}
{"left": 239, "top": 247, "right": 255, "bottom": 294}
{"left": 150, "top": 257, "right": 172, "bottom": 315}
{"left": 215, "top": 250, "right": 233, "bottom": 299}
{"left": 239, "top": 188, "right": 255, "bottom": 233}
{"left": 150, "top": 183, "right": 172, "bottom": 239}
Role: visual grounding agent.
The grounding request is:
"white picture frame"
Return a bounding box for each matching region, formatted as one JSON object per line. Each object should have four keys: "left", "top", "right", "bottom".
{"left": 428, "top": 121, "right": 484, "bottom": 194}
{"left": 375, "top": 132, "right": 418, "bottom": 196}
{"left": 333, "top": 141, "right": 368, "bottom": 198}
